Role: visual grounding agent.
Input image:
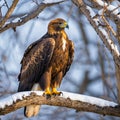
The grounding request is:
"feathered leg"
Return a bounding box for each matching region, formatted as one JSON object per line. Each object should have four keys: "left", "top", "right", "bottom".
{"left": 40, "top": 67, "right": 52, "bottom": 97}
{"left": 51, "top": 71, "right": 63, "bottom": 95}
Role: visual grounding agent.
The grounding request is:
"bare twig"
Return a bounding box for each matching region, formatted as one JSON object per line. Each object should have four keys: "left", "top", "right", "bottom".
{"left": 0, "top": 0, "right": 19, "bottom": 28}
{"left": 89, "top": 0, "right": 120, "bottom": 23}
{"left": 4, "top": 0, "right": 9, "bottom": 9}
{"left": 72, "top": 0, "right": 120, "bottom": 103}
{"left": 101, "top": 6, "right": 116, "bottom": 37}
{"left": 0, "top": 0, "right": 66, "bottom": 33}
{"left": 101, "top": 16, "right": 116, "bottom": 37}
{"left": 72, "top": 0, "right": 120, "bottom": 64}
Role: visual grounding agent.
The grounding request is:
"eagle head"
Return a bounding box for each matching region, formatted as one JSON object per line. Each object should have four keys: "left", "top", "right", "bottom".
{"left": 48, "top": 18, "right": 69, "bottom": 35}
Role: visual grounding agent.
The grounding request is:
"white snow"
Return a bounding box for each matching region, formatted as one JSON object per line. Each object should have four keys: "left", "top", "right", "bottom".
{"left": 107, "top": 5, "right": 119, "bottom": 15}
{"left": 96, "top": 0, "right": 120, "bottom": 16}
{"left": 61, "top": 91, "right": 117, "bottom": 107}
{"left": 12, "top": 17, "right": 21, "bottom": 23}
{"left": 86, "top": 6, "right": 95, "bottom": 18}
{"left": 98, "top": 27, "right": 120, "bottom": 56}
{"left": 0, "top": 91, "right": 42, "bottom": 109}
{"left": 0, "top": 92, "right": 30, "bottom": 109}
{"left": 99, "top": 27, "right": 109, "bottom": 38}
{"left": 86, "top": 5, "right": 120, "bottom": 58}
{"left": 86, "top": 6, "right": 99, "bottom": 25}
{"left": 42, "top": 0, "right": 65, "bottom": 4}
{"left": 0, "top": 91, "right": 117, "bottom": 109}
{"left": 95, "top": 0, "right": 107, "bottom": 6}
{"left": 98, "top": 5, "right": 119, "bottom": 16}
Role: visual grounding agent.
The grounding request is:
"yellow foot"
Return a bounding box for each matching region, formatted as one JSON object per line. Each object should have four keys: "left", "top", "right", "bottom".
{"left": 43, "top": 88, "right": 51, "bottom": 99}
{"left": 52, "top": 88, "right": 62, "bottom": 96}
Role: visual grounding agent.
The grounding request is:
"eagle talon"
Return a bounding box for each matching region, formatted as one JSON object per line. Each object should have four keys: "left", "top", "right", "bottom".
{"left": 43, "top": 88, "right": 52, "bottom": 99}
{"left": 52, "top": 91, "right": 62, "bottom": 96}
{"left": 46, "top": 94, "right": 51, "bottom": 99}
{"left": 60, "top": 91, "right": 63, "bottom": 96}
{"left": 43, "top": 93, "right": 51, "bottom": 99}
{"left": 52, "top": 88, "right": 62, "bottom": 96}
{"left": 52, "top": 93, "right": 57, "bottom": 96}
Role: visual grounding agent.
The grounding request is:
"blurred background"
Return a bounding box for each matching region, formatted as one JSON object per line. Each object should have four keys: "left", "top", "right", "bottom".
{"left": 0, "top": 0, "right": 119, "bottom": 120}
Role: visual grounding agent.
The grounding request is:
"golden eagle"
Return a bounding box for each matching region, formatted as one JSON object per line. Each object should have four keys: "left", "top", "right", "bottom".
{"left": 18, "top": 18, "right": 74, "bottom": 117}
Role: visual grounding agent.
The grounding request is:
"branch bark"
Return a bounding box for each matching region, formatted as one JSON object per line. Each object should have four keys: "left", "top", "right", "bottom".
{"left": 0, "top": 0, "right": 65, "bottom": 33}
{"left": 89, "top": 0, "right": 120, "bottom": 23}
{"left": 72, "top": 0, "right": 120, "bottom": 103}
{"left": 0, "top": 0, "right": 19, "bottom": 28}
{"left": 0, "top": 91, "right": 119, "bottom": 117}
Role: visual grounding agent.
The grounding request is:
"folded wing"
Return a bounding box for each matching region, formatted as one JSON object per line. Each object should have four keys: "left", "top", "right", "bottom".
{"left": 18, "top": 38, "right": 55, "bottom": 92}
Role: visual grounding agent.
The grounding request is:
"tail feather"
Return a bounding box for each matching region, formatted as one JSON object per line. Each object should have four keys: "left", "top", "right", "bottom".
{"left": 24, "top": 83, "right": 41, "bottom": 117}
{"left": 25, "top": 105, "right": 40, "bottom": 117}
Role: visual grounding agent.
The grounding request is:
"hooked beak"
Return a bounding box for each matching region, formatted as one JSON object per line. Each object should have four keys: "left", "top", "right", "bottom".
{"left": 66, "top": 24, "right": 69, "bottom": 29}
{"left": 60, "top": 22, "right": 69, "bottom": 29}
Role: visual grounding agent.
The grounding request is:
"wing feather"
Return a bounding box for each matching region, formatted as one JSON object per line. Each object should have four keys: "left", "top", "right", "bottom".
{"left": 64, "top": 40, "right": 74, "bottom": 76}
{"left": 18, "top": 38, "right": 55, "bottom": 91}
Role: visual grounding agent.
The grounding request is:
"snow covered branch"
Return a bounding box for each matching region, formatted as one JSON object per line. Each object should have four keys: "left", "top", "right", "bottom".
{"left": 72, "top": 0, "right": 120, "bottom": 66}
{"left": 90, "top": 0, "right": 120, "bottom": 23}
{"left": 72, "top": 0, "right": 120, "bottom": 103}
{"left": 0, "top": 91, "right": 120, "bottom": 117}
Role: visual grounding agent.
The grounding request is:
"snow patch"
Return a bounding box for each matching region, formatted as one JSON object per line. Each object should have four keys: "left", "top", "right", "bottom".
{"left": 98, "top": 5, "right": 119, "bottom": 15}
{"left": 107, "top": 5, "right": 119, "bottom": 15}
{"left": 0, "top": 92, "right": 29, "bottom": 109}
{"left": 61, "top": 91, "right": 117, "bottom": 107}
{"left": 86, "top": 6, "right": 95, "bottom": 18}
{"left": 95, "top": 0, "right": 120, "bottom": 16}
{"left": 95, "top": 0, "right": 107, "bottom": 6}
{"left": 42, "top": 0, "right": 65, "bottom": 4}
{"left": 0, "top": 91, "right": 42, "bottom": 109}
{"left": 98, "top": 27, "right": 120, "bottom": 56}
{"left": 99, "top": 27, "right": 109, "bottom": 38}
{"left": 86, "top": 5, "right": 120, "bottom": 57}
{"left": 12, "top": 17, "right": 21, "bottom": 23}
{"left": 86, "top": 6, "right": 99, "bottom": 25}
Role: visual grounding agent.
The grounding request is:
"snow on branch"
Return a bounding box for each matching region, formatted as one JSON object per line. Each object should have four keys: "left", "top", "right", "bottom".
{"left": 0, "top": 91, "right": 120, "bottom": 117}
{"left": 89, "top": 0, "right": 120, "bottom": 23}
{"left": 0, "top": 0, "right": 66, "bottom": 33}
{"left": 42, "top": 0, "right": 68, "bottom": 4}
{"left": 72, "top": 0, "right": 120, "bottom": 104}
{"left": 72, "top": 0, "right": 120, "bottom": 67}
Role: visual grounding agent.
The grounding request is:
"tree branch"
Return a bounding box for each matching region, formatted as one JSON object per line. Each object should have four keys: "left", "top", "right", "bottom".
{"left": 89, "top": 0, "right": 120, "bottom": 23}
{"left": 0, "top": 0, "right": 66, "bottom": 33}
{"left": 0, "top": 91, "right": 120, "bottom": 117}
{"left": 0, "top": 0, "right": 19, "bottom": 28}
{"left": 72, "top": 0, "right": 120, "bottom": 66}
{"left": 72, "top": 0, "right": 120, "bottom": 102}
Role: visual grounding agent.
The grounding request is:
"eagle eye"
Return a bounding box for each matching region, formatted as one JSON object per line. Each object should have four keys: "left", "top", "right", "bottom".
{"left": 58, "top": 22, "right": 62, "bottom": 25}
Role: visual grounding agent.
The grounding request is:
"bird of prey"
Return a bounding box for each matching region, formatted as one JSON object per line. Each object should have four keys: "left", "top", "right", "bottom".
{"left": 18, "top": 18, "right": 74, "bottom": 117}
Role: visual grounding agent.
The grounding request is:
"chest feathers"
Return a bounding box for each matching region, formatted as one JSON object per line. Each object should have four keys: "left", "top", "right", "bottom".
{"left": 62, "top": 37, "right": 67, "bottom": 51}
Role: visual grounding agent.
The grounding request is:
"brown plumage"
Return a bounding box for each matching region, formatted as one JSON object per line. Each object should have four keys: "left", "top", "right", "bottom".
{"left": 18, "top": 18, "right": 74, "bottom": 117}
